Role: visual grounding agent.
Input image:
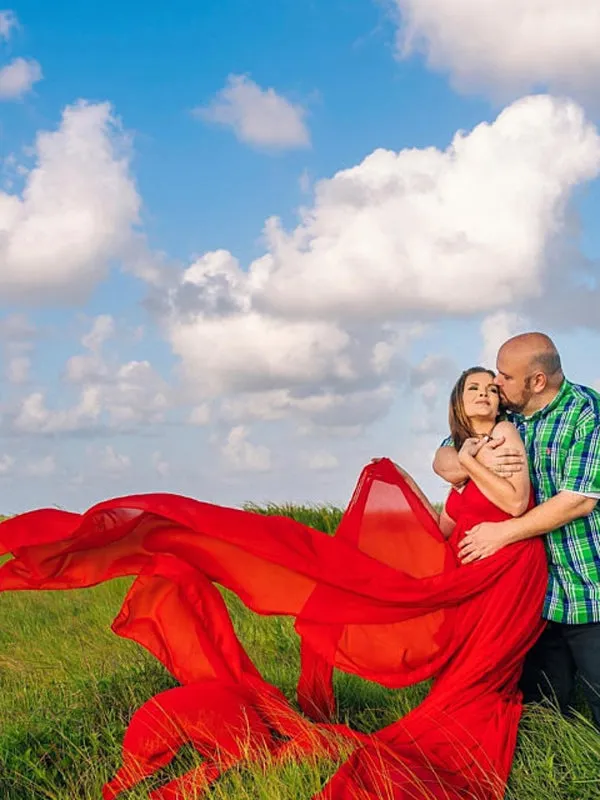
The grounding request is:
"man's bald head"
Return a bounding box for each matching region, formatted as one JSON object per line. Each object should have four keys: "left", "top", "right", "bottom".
{"left": 499, "top": 333, "right": 563, "bottom": 385}
{"left": 495, "top": 332, "right": 564, "bottom": 414}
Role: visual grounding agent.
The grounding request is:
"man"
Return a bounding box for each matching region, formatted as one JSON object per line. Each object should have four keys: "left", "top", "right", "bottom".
{"left": 433, "top": 332, "right": 600, "bottom": 728}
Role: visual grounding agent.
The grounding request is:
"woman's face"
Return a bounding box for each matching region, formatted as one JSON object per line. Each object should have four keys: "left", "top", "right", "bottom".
{"left": 461, "top": 372, "right": 500, "bottom": 422}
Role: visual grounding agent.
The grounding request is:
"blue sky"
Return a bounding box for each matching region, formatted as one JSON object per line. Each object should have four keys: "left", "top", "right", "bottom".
{"left": 1, "top": 0, "right": 600, "bottom": 513}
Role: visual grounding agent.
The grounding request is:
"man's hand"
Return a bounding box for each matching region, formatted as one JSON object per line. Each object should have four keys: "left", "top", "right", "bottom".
{"left": 478, "top": 437, "right": 525, "bottom": 477}
{"left": 458, "top": 520, "right": 512, "bottom": 564}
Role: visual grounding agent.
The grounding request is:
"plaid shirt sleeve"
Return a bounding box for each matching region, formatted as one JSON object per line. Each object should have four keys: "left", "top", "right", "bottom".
{"left": 560, "top": 409, "right": 600, "bottom": 496}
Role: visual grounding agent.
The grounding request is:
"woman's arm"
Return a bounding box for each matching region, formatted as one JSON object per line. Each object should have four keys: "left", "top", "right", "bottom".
{"left": 439, "top": 502, "right": 455, "bottom": 540}
{"left": 389, "top": 462, "right": 440, "bottom": 525}
{"left": 459, "top": 422, "right": 530, "bottom": 517}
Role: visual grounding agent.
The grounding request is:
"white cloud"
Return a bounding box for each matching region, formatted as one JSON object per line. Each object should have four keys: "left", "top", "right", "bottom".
{"left": 0, "top": 101, "right": 140, "bottom": 302}
{"left": 24, "top": 455, "right": 56, "bottom": 478}
{"left": 409, "top": 353, "right": 457, "bottom": 433}
{"left": 222, "top": 425, "right": 272, "bottom": 472}
{"left": 1, "top": 313, "right": 35, "bottom": 384}
{"left": 152, "top": 451, "right": 169, "bottom": 478}
{"left": 0, "top": 58, "right": 42, "bottom": 100}
{"left": 104, "top": 361, "right": 169, "bottom": 425}
{"left": 196, "top": 74, "right": 310, "bottom": 150}
{"left": 0, "top": 313, "right": 36, "bottom": 343}
{"left": 222, "top": 386, "right": 394, "bottom": 430}
{"left": 307, "top": 451, "right": 339, "bottom": 471}
{"left": 14, "top": 387, "right": 101, "bottom": 434}
{"left": 46, "top": 358, "right": 168, "bottom": 432}
{"left": 189, "top": 404, "right": 210, "bottom": 426}
{"left": 98, "top": 445, "right": 131, "bottom": 475}
{"left": 0, "top": 10, "right": 18, "bottom": 41}
{"left": 299, "top": 169, "right": 312, "bottom": 194}
{"left": 255, "top": 96, "right": 600, "bottom": 320}
{"left": 159, "top": 251, "right": 410, "bottom": 419}
{"left": 151, "top": 96, "right": 600, "bottom": 440}
{"left": 393, "top": 0, "right": 600, "bottom": 101}
{"left": 64, "top": 316, "right": 115, "bottom": 383}
{"left": 6, "top": 355, "right": 30, "bottom": 384}
{"left": 82, "top": 314, "right": 115, "bottom": 352}
{"left": 479, "top": 311, "right": 526, "bottom": 370}
{"left": 0, "top": 454, "right": 14, "bottom": 475}
{"left": 171, "top": 310, "right": 352, "bottom": 395}
{"left": 61, "top": 316, "right": 170, "bottom": 431}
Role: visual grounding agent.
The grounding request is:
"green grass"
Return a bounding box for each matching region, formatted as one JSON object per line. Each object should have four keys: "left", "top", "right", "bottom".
{"left": 0, "top": 505, "right": 599, "bottom": 799}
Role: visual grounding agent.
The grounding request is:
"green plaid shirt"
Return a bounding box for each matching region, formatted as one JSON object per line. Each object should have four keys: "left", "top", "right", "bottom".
{"left": 441, "top": 380, "right": 600, "bottom": 624}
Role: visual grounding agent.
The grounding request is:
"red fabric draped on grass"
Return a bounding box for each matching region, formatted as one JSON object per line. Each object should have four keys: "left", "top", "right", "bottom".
{"left": 0, "top": 459, "right": 547, "bottom": 799}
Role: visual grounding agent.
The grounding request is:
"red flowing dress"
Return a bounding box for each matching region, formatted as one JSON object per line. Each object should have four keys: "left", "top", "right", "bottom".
{"left": 0, "top": 459, "right": 547, "bottom": 800}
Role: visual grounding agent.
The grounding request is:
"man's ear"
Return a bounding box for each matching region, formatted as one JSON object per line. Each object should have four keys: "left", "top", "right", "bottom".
{"left": 532, "top": 371, "right": 547, "bottom": 394}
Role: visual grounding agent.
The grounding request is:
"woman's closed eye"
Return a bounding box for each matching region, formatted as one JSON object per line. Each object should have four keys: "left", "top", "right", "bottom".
{"left": 467, "top": 384, "right": 498, "bottom": 393}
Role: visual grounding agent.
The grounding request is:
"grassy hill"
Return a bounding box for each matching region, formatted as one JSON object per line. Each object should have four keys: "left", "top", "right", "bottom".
{"left": 0, "top": 505, "right": 598, "bottom": 799}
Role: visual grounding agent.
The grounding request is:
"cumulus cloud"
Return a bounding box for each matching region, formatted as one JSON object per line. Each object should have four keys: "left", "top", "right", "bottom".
{"left": 0, "top": 454, "right": 14, "bottom": 475}
{"left": 195, "top": 74, "right": 310, "bottom": 150}
{"left": 0, "top": 102, "right": 140, "bottom": 302}
{"left": 307, "top": 451, "right": 339, "bottom": 471}
{"left": 14, "top": 387, "right": 101, "bottom": 434}
{"left": 479, "top": 311, "right": 527, "bottom": 370}
{"left": 155, "top": 95, "right": 599, "bottom": 438}
{"left": 156, "top": 249, "right": 415, "bottom": 422}
{"left": 12, "top": 315, "right": 169, "bottom": 435}
{"left": 222, "top": 426, "right": 272, "bottom": 472}
{"left": 98, "top": 445, "right": 131, "bottom": 475}
{"left": 66, "top": 316, "right": 168, "bottom": 428}
{"left": 152, "top": 451, "right": 169, "bottom": 478}
{"left": 104, "top": 361, "right": 169, "bottom": 425}
{"left": 0, "top": 10, "right": 18, "bottom": 41}
{"left": 408, "top": 353, "right": 458, "bottom": 434}
{"left": 189, "top": 404, "right": 210, "bottom": 426}
{"left": 220, "top": 385, "right": 395, "bottom": 431}
{"left": 23, "top": 455, "right": 56, "bottom": 478}
{"left": 393, "top": 0, "right": 600, "bottom": 101}
{"left": 0, "top": 57, "right": 42, "bottom": 100}
{"left": 6, "top": 355, "right": 30, "bottom": 384}
{"left": 256, "top": 96, "right": 600, "bottom": 320}
{"left": 65, "top": 315, "right": 115, "bottom": 383}
{"left": 1, "top": 313, "right": 35, "bottom": 384}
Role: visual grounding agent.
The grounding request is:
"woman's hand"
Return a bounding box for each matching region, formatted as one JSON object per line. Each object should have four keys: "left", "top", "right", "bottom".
{"left": 458, "top": 436, "right": 489, "bottom": 463}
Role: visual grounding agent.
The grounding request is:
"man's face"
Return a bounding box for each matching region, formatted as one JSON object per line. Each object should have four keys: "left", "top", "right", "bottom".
{"left": 494, "top": 347, "right": 533, "bottom": 413}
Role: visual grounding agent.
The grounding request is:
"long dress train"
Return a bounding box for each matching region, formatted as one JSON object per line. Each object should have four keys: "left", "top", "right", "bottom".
{"left": 0, "top": 459, "right": 547, "bottom": 799}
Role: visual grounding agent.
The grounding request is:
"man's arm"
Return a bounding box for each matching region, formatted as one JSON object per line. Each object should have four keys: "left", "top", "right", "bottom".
{"left": 433, "top": 436, "right": 525, "bottom": 486}
{"left": 432, "top": 446, "right": 468, "bottom": 486}
{"left": 459, "top": 492, "right": 597, "bottom": 563}
{"left": 505, "top": 492, "right": 597, "bottom": 543}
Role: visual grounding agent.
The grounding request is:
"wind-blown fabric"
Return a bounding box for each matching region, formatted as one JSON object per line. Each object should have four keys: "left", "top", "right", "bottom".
{"left": 0, "top": 459, "right": 547, "bottom": 799}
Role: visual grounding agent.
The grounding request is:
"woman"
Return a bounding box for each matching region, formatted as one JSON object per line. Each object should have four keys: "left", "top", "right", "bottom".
{"left": 0, "top": 368, "right": 547, "bottom": 800}
{"left": 441, "top": 366, "right": 531, "bottom": 542}
{"left": 381, "top": 366, "right": 530, "bottom": 542}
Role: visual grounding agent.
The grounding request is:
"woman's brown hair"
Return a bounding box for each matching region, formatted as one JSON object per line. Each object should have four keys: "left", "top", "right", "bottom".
{"left": 449, "top": 367, "right": 500, "bottom": 451}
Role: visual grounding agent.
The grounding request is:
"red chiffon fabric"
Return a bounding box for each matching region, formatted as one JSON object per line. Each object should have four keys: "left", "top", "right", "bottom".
{"left": 0, "top": 459, "right": 547, "bottom": 799}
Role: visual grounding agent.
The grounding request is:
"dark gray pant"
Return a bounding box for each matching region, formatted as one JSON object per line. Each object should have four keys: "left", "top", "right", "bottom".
{"left": 520, "top": 620, "right": 600, "bottom": 729}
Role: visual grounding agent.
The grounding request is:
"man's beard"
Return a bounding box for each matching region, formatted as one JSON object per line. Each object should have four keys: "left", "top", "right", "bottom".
{"left": 500, "top": 387, "right": 532, "bottom": 414}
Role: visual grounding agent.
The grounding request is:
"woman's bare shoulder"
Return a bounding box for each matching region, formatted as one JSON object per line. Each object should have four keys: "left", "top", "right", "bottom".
{"left": 491, "top": 419, "right": 521, "bottom": 441}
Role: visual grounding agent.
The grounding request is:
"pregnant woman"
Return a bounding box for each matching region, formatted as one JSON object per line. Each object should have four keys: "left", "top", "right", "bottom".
{"left": 0, "top": 368, "right": 547, "bottom": 800}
